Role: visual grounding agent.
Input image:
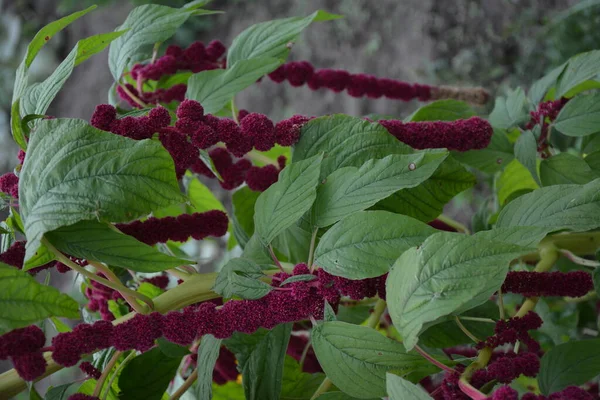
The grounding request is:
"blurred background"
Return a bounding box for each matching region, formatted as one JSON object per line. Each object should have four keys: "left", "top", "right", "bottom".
{"left": 0, "top": 0, "right": 599, "bottom": 395}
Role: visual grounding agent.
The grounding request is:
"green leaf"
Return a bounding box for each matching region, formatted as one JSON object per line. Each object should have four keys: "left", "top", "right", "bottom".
{"left": 272, "top": 225, "right": 312, "bottom": 264}
{"left": 241, "top": 235, "right": 273, "bottom": 265}
{"left": 12, "top": 6, "right": 96, "bottom": 104}
{"left": 312, "top": 152, "right": 448, "bottom": 227}
{"left": 407, "top": 100, "right": 475, "bottom": 122}
{"left": 227, "top": 10, "right": 342, "bottom": 65}
{"left": 586, "top": 151, "right": 600, "bottom": 172}
{"left": 156, "top": 337, "right": 190, "bottom": 358}
{"left": 188, "top": 177, "right": 226, "bottom": 212}
{"left": 44, "top": 383, "right": 78, "bottom": 400}
{"left": 10, "top": 101, "right": 27, "bottom": 151}
{"left": 316, "top": 393, "right": 372, "bottom": 400}
{"left": 554, "top": 92, "right": 600, "bottom": 137}
{"left": 255, "top": 154, "right": 323, "bottom": 245}
{"left": 375, "top": 157, "right": 475, "bottom": 222}
{"left": 119, "top": 347, "right": 182, "bottom": 400}
{"left": 529, "top": 64, "right": 566, "bottom": 104}
{"left": 311, "top": 321, "right": 436, "bottom": 399}
{"left": 538, "top": 338, "right": 600, "bottom": 395}
{"left": 19, "top": 118, "right": 184, "bottom": 265}
{"left": 452, "top": 128, "right": 514, "bottom": 174}
{"left": 280, "top": 356, "right": 325, "bottom": 400}
{"left": 44, "top": 220, "right": 187, "bottom": 272}
{"left": 21, "top": 31, "right": 126, "bottom": 117}
{"left": 187, "top": 57, "right": 283, "bottom": 114}
{"left": 196, "top": 335, "right": 223, "bottom": 400}
{"left": 25, "top": 243, "right": 56, "bottom": 270}
{"left": 515, "top": 130, "right": 541, "bottom": 186}
{"left": 593, "top": 268, "right": 600, "bottom": 298}
{"left": 281, "top": 274, "right": 317, "bottom": 286}
{"left": 540, "top": 153, "right": 600, "bottom": 186}
{"left": 0, "top": 262, "right": 79, "bottom": 333}
{"left": 232, "top": 187, "right": 261, "bottom": 248}
{"left": 108, "top": 4, "right": 203, "bottom": 80}
{"left": 214, "top": 258, "right": 272, "bottom": 300}
{"left": 226, "top": 323, "right": 293, "bottom": 400}
{"left": 496, "top": 179, "right": 600, "bottom": 232}
{"left": 555, "top": 50, "right": 600, "bottom": 97}
{"left": 386, "top": 373, "right": 433, "bottom": 400}
{"left": 314, "top": 211, "right": 435, "bottom": 279}
{"left": 292, "top": 115, "right": 412, "bottom": 179}
{"left": 474, "top": 226, "right": 549, "bottom": 248}
{"left": 497, "top": 159, "right": 539, "bottom": 205}
{"left": 49, "top": 316, "right": 72, "bottom": 333}
{"left": 386, "top": 232, "right": 530, "bottom": 350}
{"left": 489, "top": 88, "right": 530, "bottom": 130}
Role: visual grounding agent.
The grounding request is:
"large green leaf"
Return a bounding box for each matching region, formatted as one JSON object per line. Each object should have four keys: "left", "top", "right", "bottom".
{"left": 375, "top": 157, "right": 475, "bottom": 222}
{"left": 118, "top": 347, "right": 182, "bottom": 400}
{"left": 515, "top": 129, "right": 541, "bottom": 186}
{"left": 187, "top": 57, "right": 282, "bottom": 114}
{"left": 44, "top": 220, "right": 188, "bottom": 272}
{"left": 555, "top": 50, "right": 600, "bottom": 97}
{"left": 225, "top": 324, "right": 292, "bottom": 400}
{"left": 540, "top": 152, "right": 600, "bottom": 186}
{"left": 386, "top": 232, "right": 530, "bottom": 350}
{"left": 312, "top": 152, "right": 447, "bottom": 227}
{"left": 497, "top": 159, "right": 539, "bottom": 205}
{"left": 386, "top": 373, "right": 433, "bottom": 400}
{"left": 188, "top": 177, "right": 226, "bottom": 212}
{"left": 554, "top": 92, "right": 600, "bottom": 137}
{"left": 195, "top": 335, "right": 223, "bottom": 400}
{"left": 280, "top": 356, "right": 325, "bottom": 400}
{"left": 0, "top": 262, "right": 79, "bottom": 334}
{"left": 21, "top": 31, "right": 126, "bottom": 117}
{"left": 489, "top": 87, "right": 530, "bottom": 130}
{"left": 496, "top": 179, "right": 600, "bottom": 232}
{"left": 213, "top": 258, "right": 273, "bottom": 300}
{"left": 314, "top": 211, "right": 435, "bottom": 279}
{"left": 232, "top": 187, "right": 261, "bottom": 248}
{"left": 452, "top": 128, "right": 514, "bottom": 174}
{"left": 407, "top": 100, "right": 475, "bottom": 122}
{"left": 293, "top": 115, "right": 412, "bottom": 179}
{"left": 272, "top": 225, "right": 312, "bottom": 264}
{"left": 538, "top": 339, "right": 600, "bottom": 395}
{"left": 108, "top": 3, "right": 213, "bottom": 80}
{"left": 227, "top": 10, "right": 341, "bottom": 65}
{"left": 19, "top": 119, "right": 184, "bottom": 266}
{"left": 311, "top": 321, "right": 437, "bottom": 399}
{"left": 529, "top": 64, "right": 566, "bottom": 104}
{"left": 254, "top": 154, "right": 323, "bottom": 245}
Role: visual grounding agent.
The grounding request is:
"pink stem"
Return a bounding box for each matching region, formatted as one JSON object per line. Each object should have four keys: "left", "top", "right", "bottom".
{"left": 414, "top": 345, "right": 454, "bottom": 373}
{"left": 458, "top": 379, "right": 488, "bottom": 400}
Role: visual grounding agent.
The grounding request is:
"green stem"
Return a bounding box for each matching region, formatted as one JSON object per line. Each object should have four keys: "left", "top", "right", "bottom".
{"left": 366, "top": 298, "right": 387, "bottom": 330}
{"left": 247, "top": 150, "right": 279, "bottom": 166}
{"left": 103, "top": 351, "right": 136, "bottom": 400}
{"left": 455, "top": 316, "right": 480, "bottom": 343}
{"left": 307, "top": 227, "right": 318, "bottom": 270}
{"left": 231, "top": 98, "right": 239, "bottom": 124}
{"left": 309, "top": 377, "right": 333, "bottom": 400}
{"left": 437, "top": 214, "right": 471, "bottom": 234}
{"left": 497, "top": 288, "right": 506, "bottom": 320}
{"left": 414, "top": 345, "right": 454, "bottom": 373}
{"left": 269, "top": 245, "right": 284, "bottom": 272}
{"left": 93, "top": 351, "right": 122, "bottom": 397}
{"left": 170, "top": 368, "right": 198, "bottom": 400}
{"left": 44, "top": 239, "right": 154, "bottom": 312}
{"left": 459, "top": 316, "right": 496, "bottom": 324}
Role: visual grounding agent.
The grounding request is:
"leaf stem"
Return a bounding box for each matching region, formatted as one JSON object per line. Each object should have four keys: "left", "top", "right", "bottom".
{"left": 268, "top": 245, "right": 284, "bottom": 272}
{"left": 497, "top": 288, "right": 506, "bottom": 320}
{"left": 119, "top": 82, "right": 148, "bottom": 108}
{"left": 455, "top": 316, "right": 480, "bottom": 343}
{"left": 92, "top": 350, "right": 122, "bottom": 397}
{"left": 102, "top": 351, "right": 136, "bottom": 400}
{"left": 299, "top": 337, "right": 312, "bottom": 369}
{"left": 309, "top": 377, "right": 333, "bottom": 400}
{"left": 88, "top": 261, "right": 153, "bottom": 314}
{"left": 436, "top": 214, "right": 471, "bottom": 234}
{"left": 307, "top": 227, "right": 318, "bottom": 270}
{"left": 414, "top": 345, "right": 454, "bottom": 373}
{"left": 43, "top": 239, "right": 154, "bottom": 312}
{"left": 231, "top": 98, "right": 239, "bottom": 124}
{"left": 247, "top": 150, "right": 279, "bottom": 166}
{"left": 459, "top": 316, "right": 496, "bottom": 324}
{"left": 170, "top": 368, "right": 198, "bottom": 400}
{"left": 559, "top": 249, "right": 600, "bottom": 268}
{"left": 366, "top": 298, "right": 387, "bottom": 329}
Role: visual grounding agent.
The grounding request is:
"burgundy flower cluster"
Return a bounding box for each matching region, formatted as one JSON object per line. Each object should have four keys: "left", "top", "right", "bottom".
{"left": 78, "top": 361, "right": 101, "bottom": 380}
{"left": 117, "top": 83, "right": 188, "bottom": 108}
{"left": 0, "top": 172, "right": 19, "bottom": 199}
{"left": 477, "top": 311, "right": 543, "bottom": 351}
{"left": 0, "top": 241, "right": 69, "bottom": 275}
{"left": 524, "top": 98, "right": 568, "bottom": 156}
{"left": 115, "top": 210, "right": 229, "bottom": 246}
{"left": 0, "top": 326, "right": 46, "bottom": 381}
{"left": 1, "top": 264, "right": 387, "bottom": 381}
{"left": 85, "top": 273, "right": 127, "bottom": 321}
{"left": 489, "top": 386, "right": 593, "bottom": 400}
{"left": 378, "top": 117, "right": 493, "bottom": 152}
{"left": 68, "top": 395, "right": 99, "bottom": 400}
{"left": 501, "top": 271, "right": 593, "bottom": 298}
{"left": 471, "top": 351, "right": 539, "bottom": 386}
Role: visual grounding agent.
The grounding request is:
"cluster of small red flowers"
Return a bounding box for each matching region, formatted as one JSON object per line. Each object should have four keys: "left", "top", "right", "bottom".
{"left": 287, "top": 333, "right": 322, "bottom": 373}
{"left": 67, "top": 395, "right": 99, "bottom": 400}
{"left": 268, "top": 60, "right": 432, "bottom": 101}
{"left": 115, "top": 210, "right": 229, "bottom": 246}
{"left": 477, "top": 311, "right": 542, "bottom": 351}
{"left": 488, "top": 386, "right": 593, "bottom": 400}
{"left": 0, "top": 172, "right": 19, "bottom": 199}
{"left": 0, "top": 241, "right": 69, "bottom": 275}
{"left": 1, "top": 264, "right": 387, "bottom": 380}
{"left": 378, "top": 117, "right": 493, "bottom": 152}
{"left": 85, "top": 273, "right": 127, "bottom": 321}
{"left": 471, "top": 351, "right": 539, "bottom": 386}
{"left": 501, "top": 271, "right": 593, "bottom": 298}
{"left": 142, "top": 274, "right": 170, "bottom": 290}
{"left": 0, "top": 326, "right": 46, "bottom": 381}
{"left": 524, "top": 98, "right": 568, "bottom": 156}
{"left": 117, "top": 83, "right": 188, "bottom": 109}
{"left": 78, "top": 361, "right": 101, "bottom": 380}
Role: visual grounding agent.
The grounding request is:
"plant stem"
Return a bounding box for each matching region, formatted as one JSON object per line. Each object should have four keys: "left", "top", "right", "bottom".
{"left": 299, "top": 337, "right": 312, "bottom": 369}
{"left": 458, "top": 346, "right": 492, "bottom": 399}
{"left": 459, "top": 316, "right": 496, "bottom": 324}
{"left": 515, "top": 243, "right": 559, "bottom": 318}
{"left": 309, "top": 377, "right": 333, "bottom": 400}
{"left": 103, "top": 351, "right": 136, "bottom": 400}
{"left": 366, "top": 299, "right": 387, "bottom": 330}
{"left": 247, "top": 150, "right": 279, "bottom": 166}
{"left": 231, "top": 98, "right": 239, "bottom": 124}
{"left": 268, "top": 245, "right": 285, "bottom": 272}
{"left": 93, "top": 351, "right": 122, "bottom": 397}
{"left": 455, "top": 316, "right": 480, "bottom": 343}
{"left": 170, "top": 368, "right": 198, "bottom": 400}
{"left": 414, "top": 345, "right": 454, "bottom": 373}
{"left": 119, "top": 83, "right": 148, "bottom": 108}
{"left": 559, "top": 249, "right": 600, "bottom": 267}
{"left": 497, "top": 288, "right": 506, "bottom": 320}
{"left": 308, "top": 227, "right": 318, "bottom": 270}
{"left": 88, "top": 261, "right": 151, "bottom": 315}
{"left": 43, "top": 239, "right": 154, "bottom": 312}
{"left": 437, "top": 214, "right": 471, "bottom": 234}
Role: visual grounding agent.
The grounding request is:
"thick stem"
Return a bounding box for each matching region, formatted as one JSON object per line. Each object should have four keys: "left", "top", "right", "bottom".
{"left": 88, "top": 261, "right": 151, "bottom": 314}
{"left": 93, "top": 351, "right": 122, "bottom": 397}
{"left": 170, "top": 368, "right": 198, "bottom": 400}
{"left": 366, "top": 298, "right": 387, "bottom": 330}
